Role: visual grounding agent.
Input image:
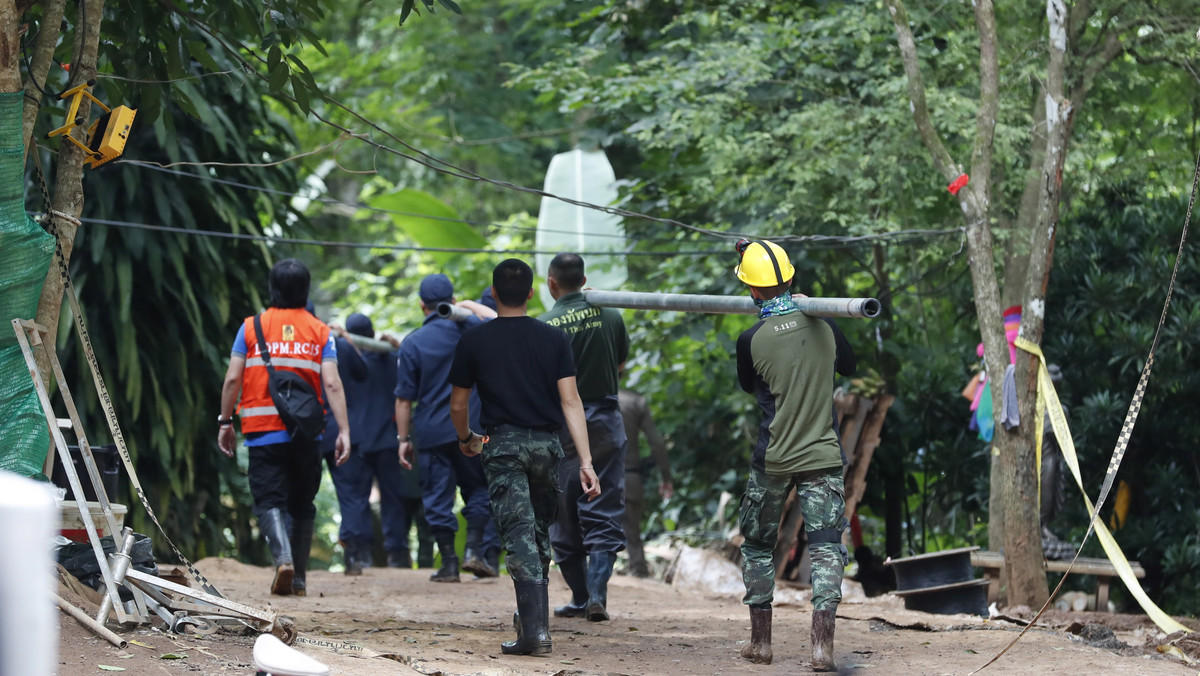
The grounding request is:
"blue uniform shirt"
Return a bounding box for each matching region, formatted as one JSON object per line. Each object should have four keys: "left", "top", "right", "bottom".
{"left": 319, "top": 336, "right": 368, "bottom": 455}
{"left": 345, "top": 348, "right": 401, "bottom": 453}
{"left": 394, "top": 313, "right": 482, "bottom": 449}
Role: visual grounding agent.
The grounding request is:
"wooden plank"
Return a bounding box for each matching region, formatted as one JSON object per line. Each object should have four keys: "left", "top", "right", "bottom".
{"left": 843, "top": 394, "right": 894, "bottom": 520}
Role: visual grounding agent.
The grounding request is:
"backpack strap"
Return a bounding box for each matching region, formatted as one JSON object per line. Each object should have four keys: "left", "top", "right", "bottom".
{"left": 252, "top": 314, "right": 277, "bottom": 376}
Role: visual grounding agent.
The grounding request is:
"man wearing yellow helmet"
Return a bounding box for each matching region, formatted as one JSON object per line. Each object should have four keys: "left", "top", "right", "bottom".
{"left": 732, "top": 239, "right": 856, "bottom": 671}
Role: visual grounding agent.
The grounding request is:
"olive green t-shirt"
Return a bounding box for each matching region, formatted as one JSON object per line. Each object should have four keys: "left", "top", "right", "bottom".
{"left": 736, "top": 312, "right": 856, "bottom": 475}
{"left": 539, "top": 292, "right": 629, "bottom": 402}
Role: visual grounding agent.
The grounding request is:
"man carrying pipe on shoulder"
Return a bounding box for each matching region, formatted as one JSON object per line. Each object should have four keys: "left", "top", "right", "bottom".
{"left": 396, "top": 274, "right": 502, "bottom": 582}
{"left": 732, "top": 239, "right": 856, "bottom": 671}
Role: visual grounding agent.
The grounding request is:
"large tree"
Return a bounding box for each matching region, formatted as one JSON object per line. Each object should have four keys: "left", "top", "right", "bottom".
{"left": 884, "top": 0, "right": 1196, "bottom": 605}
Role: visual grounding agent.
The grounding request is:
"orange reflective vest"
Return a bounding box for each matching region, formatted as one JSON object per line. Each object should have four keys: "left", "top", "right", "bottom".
{"left": 239, "top": 308, "right": 331, "bottom": 435}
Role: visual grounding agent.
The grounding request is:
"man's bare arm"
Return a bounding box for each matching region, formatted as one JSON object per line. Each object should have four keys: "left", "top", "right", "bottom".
{"left": 558, "top": 376, "right": 599, "bottom": 499}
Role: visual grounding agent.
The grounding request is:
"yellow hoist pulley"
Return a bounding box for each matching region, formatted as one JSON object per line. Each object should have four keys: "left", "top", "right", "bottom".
{"left": 46, "top": 80, "right": 137, "bottom": 168}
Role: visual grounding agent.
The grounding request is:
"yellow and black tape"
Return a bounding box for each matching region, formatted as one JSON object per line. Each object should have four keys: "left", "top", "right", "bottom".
{"left": 1017, "top": 336, "right": 1187, "bottom": 635}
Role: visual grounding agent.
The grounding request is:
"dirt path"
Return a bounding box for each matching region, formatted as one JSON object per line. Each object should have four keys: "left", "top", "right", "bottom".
{"left": 54, "top": 556, "right": 1197, "bottom": 675}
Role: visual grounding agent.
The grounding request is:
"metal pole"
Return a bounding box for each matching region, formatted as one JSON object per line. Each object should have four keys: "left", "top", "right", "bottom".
{"left": 583, "top": 290, "right": 881, "bottom": 319}
{"left": 436, "top": 302, "right": 476, "bottom": 322}
{"left": 96, "top": 526, "right": 137, "bottom": 626}
{"left": 56, "top": 594, "right": 127, "bottom": 648}
{"left": 340, "top": 332, "right": 396, "bottom": 353}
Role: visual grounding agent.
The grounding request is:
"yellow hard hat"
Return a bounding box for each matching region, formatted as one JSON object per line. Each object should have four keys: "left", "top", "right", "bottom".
{"left": 734, "top": 239, "right": 795, "bottom": 287}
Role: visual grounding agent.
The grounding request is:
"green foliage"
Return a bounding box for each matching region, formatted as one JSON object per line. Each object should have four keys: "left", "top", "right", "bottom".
{"left": 367, "top": 189, "right": 485, "bottom": 265}
{"left": 29, "top": 0, "right": 1200, "bottom": 621}
{"left": 1045, "top": 190, "right": 1200, "bottom": 616}
{"left": 400, "top": 0, "right": 463, "bottom": 27}
{"left": 24, "top": 2, "right": 315, "bottom": 562}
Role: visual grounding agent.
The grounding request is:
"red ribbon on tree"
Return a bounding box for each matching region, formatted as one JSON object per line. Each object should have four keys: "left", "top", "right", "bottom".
{"left": 947, "top": 173, "right": 969, "bottom": 195}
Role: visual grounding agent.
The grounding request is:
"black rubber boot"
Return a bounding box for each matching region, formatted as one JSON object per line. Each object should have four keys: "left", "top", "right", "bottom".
{"left": 343, "top": 540, "right": 364, "bottom": 576}
{"left": 462, "top": 529, "right": 497, "bottom": 577}
{"left": 416, "top": 512, "right": 435, "bottom": 568}
{"left": 585, "top": 551, "right": 616, "bottom": 621}
{"left": 501, "top": 579, "right": 552, "bottom": 655}
{"left": 739, "top": 605, "right": 772, "bottom": 664}
{"left": 260, "top": 508, "right": 294, "bottom": 596}
{"left": 387, "top": 549, "right": 412, "bottom": 569}
{"left": 811, "top": 608, "right": 837, "bottom": 671}
{"left": 430, "top": 530, "right": 459, "bottom": 582}
{"left": 290, "top": 518, "right": 313, "bottom": 597}
{"left": 553, "top": 557, "right": 588, "bottom": 617}
{"left": 417, "top": 539, "right": 435, "bottom": 568}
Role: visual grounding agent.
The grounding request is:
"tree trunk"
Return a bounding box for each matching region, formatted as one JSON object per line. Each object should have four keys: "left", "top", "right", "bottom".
{"left": 33, "top": 0, "right": 105, "bottom": 363}
{"left": 1001, "top": 91, "right": 1047, "bottom": 310}
{"left": 887, "top": 0, "right": 1049, "bottom": 606}
{"left": 0, "top": 0, "right": 20, "bottom": 92}
{"left": 22, "top": 0, "right": 68, "bottom": 160}
{"left": 996, "top": 0, "right": 1073, "bottom": 609}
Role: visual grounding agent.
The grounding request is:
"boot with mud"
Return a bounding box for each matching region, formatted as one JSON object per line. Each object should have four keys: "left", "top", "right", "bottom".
{"left": 290, "top": 518, "right": 314, "bottom": 597}
{"left": 585, "top": 551, "right": 616, "bottom": 622}
{"left": 500, "top": 579, "right": 552, "bottom": 656}
{"left": 430, "top": 530, "right": 460, "bottom": 582}
{"left": 462, "top": 529, "right": 498, "bottom": 578}
{"left": 810, "top": 608, "right": 837, "bottom": 672}
{"left": 553, "top": 556, "right": 588, "bottom": 617}
{"left": 261, "top": 508, "right": 294, "bottom": 596}
{"left": 739, "top": 605, "right": 772, "bottom": 664}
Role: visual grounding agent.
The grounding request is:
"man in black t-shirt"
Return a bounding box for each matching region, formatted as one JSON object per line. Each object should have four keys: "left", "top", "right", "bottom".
{"left": 448, "top": 258, "right": 600, "bottom": 656}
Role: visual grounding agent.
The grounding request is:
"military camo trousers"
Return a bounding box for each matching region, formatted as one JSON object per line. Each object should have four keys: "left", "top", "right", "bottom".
{"left": 480, "top": 426, "right": 563, "bottom": 582}
{"left": 739, "top": 465, "right": 846, "bottom": 611}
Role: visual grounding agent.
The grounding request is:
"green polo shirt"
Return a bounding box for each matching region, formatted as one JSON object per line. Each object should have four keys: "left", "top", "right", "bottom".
{"left": 539, "top": 291, "right": 630, "bottom": 402}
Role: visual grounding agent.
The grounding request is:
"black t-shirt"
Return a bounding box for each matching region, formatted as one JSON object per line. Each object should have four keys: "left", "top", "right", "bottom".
{"left": 449, "top": 316, "right": 577, "bottom": 431}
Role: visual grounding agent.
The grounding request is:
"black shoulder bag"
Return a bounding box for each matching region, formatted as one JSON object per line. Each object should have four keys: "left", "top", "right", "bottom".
{"left": 253, "top": 314, "right": 326, "bottom": 443}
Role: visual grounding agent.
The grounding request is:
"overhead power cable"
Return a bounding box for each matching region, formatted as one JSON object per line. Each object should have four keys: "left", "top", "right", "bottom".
{"left": 150, "top": 0, "right": 752, "bottom": 241}
{"left": 120, "top": 158, "right": 965, "bottom": 250}
{"left": 136, "top": 2, "right": 968, "bottom": 253}
{"left": 118, "top": 159, "right": 676, "bottom": 242}
{"left": 61, "top": 214, "right": 727, "bottom": 257}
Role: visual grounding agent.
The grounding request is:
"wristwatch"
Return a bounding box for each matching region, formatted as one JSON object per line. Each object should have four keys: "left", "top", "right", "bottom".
{"left": 457, "top": 431, "right": 474, "bottom": 444}
{"left": 217, "top": 415, "right": 234, "bottom": 428}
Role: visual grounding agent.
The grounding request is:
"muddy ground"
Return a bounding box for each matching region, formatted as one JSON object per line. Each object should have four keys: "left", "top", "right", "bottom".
{"left": 54, "top": 554, "right": 1200, "bottom": 676}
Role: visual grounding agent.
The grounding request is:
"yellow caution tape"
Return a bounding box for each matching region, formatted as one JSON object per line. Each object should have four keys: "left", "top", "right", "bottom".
{"left": 1016, "top": 337, "right": 1189, "bottom": 634}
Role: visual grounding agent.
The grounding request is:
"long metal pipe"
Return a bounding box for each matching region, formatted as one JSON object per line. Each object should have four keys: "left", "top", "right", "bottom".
{"left": 56, "top": 594, "right": 127, "bottom": 648}
{"left": 583, "top": 290, "right": 881, "bottom": 319}
{"left": 328, "top": 328, "right": 396, "bottom": 354}
{"left": 436, "top": 302, "right": 476, "bottom": 322}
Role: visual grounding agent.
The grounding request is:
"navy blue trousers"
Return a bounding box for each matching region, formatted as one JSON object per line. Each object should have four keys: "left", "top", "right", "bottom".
{"left": 327, "top": 447, "right": 420, "bottom": 554}
{"left": 551, "top": 403, "right": 627, "bottom": 562}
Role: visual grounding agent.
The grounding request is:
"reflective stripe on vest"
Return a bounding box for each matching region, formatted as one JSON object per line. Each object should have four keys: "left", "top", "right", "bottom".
{"left": 245, "top": 357, "right": 322, "bottom": 372}
{"left": 239, "top": 308, "right": 330, "bottom": 435}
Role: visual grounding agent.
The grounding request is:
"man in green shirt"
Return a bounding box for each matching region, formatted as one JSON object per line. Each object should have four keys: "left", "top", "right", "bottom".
{"left": 733, "top": 239, "right": 856, "bottom": 671}
{"left": 540, "top": 253, "right": 630, "bottom": 622}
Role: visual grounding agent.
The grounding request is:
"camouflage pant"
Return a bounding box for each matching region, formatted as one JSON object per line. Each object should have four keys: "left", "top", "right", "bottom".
{"left": 739, "top": 465, "right": 846, "bottom": 611}
{"left": 480, "top": 426, "right": 563, "bottom": 582}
